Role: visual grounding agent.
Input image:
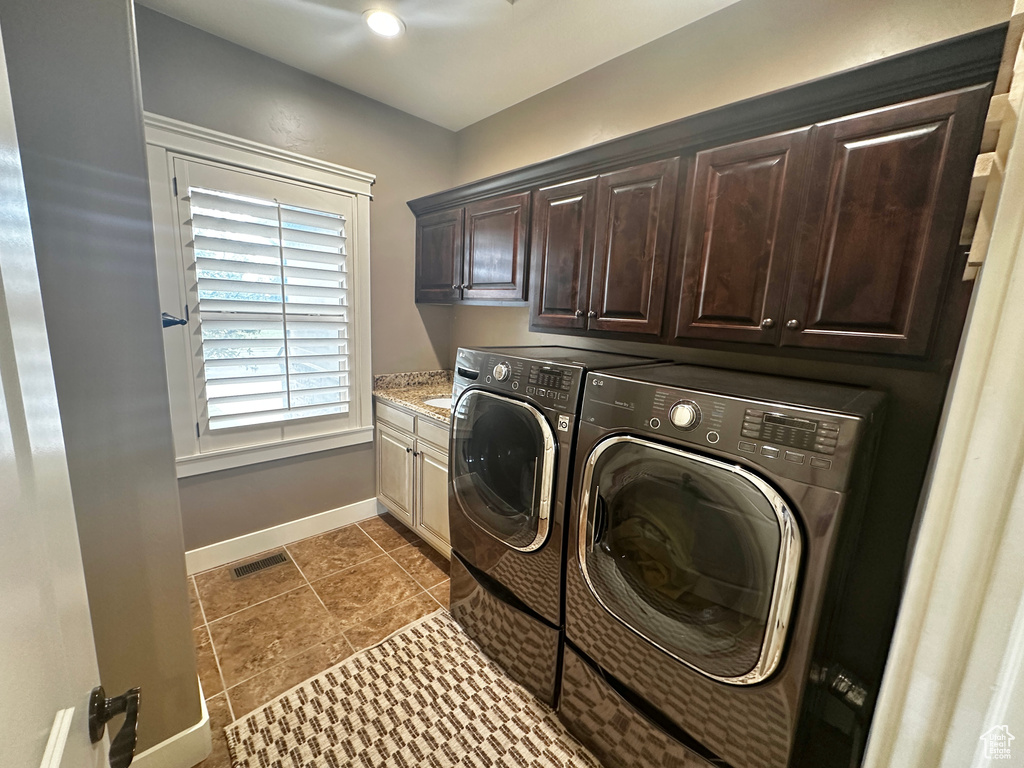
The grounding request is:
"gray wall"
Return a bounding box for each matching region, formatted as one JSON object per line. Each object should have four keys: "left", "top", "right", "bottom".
{"left": 134, "top": 7, "right": 459, "bottom": 550}
{"left": 0, "top": 0, "right": 199, "bottom": 751}
{"left": 455, "top": 0, "right": 1011, "bottom": 183}
{"left": 451, "top": 0, "right": 1010, "bottom": 353}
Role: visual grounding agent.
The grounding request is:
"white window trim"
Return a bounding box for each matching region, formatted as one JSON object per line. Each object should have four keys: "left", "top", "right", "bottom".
{"left": 145, "top": 114, "right": 375, "bottom": 477}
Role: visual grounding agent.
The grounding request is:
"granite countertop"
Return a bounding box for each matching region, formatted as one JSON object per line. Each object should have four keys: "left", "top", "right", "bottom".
{"left": 373, "top": 370, "right": 454, "bottom": 424}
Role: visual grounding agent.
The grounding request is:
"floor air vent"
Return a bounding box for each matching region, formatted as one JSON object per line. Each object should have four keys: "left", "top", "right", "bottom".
{"left": 232, "top": 550, "right": 288, "bottom": 579}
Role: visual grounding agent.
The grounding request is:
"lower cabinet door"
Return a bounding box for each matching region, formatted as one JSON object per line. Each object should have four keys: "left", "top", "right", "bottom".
{"left": 415, "top": 441, "right": 450, "bottom": 550}
{"left": 376, "top": 422, "right": 415, "bottom": 526}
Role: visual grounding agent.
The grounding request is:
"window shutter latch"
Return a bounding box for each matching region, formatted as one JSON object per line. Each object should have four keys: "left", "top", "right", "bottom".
{"left": 161, "top": 312, "right": 187, "bottom": 328}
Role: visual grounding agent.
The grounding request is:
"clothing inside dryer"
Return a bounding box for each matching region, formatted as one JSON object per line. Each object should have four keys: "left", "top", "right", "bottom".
{"left": 582, "top": 440, "right": 786, "bottom": 678}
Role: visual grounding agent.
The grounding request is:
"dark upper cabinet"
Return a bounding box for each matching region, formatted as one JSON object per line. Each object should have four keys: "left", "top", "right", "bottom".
{"left": 781, "top": 86, "right": 989, "bottom": 355}
{"left": 531, "top": 158, "right": 679, "bottom": 334}
{"left": 415, "top": 208, "right": 463, "bottom": 303}
{"left": 463, "top": 192, "right": 531, "bottom": 301}
{"left": 671, "top": 131, "right": 809, "bottom": 345}
{"left": 415, "top": 193, "right": 530, "bottom": 304}
{"left": 530, "top": 177, "right": 597, "bottom": 330}
{"left": 589, "top": 158, "right": 680, "bottom": 335}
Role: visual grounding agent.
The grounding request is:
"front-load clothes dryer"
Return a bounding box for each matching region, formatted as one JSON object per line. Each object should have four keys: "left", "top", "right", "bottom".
{"left": 560, "top": 363, "right": 885, "bottom": 768}
{"left": 447, "top": 346, "right": 656, "bottom": 705}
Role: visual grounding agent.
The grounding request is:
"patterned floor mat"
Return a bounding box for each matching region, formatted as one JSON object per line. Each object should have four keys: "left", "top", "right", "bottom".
{"left": 225, "top": 610, "right": 602, "bottom": 767}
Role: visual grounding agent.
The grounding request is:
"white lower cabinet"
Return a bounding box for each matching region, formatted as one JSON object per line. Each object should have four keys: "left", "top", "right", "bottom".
{"left": 375, "top": 422, "right": 415, "bottom": 528}
{"left": 416, "top": 442, "right": 451, "bottom": 548}
{"left": 375, "top": 400, "right": 450, "bottom": 556}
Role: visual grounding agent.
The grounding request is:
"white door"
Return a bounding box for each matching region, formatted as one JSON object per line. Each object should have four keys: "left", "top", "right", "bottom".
{"left": 416, "top": 442, "right": 451, "bottom": 550}
{"left": 0, "top": 28, "right": 107, "bottom": 768}
{"left": 376, "top": 422, "right": 416, "bottom": 526}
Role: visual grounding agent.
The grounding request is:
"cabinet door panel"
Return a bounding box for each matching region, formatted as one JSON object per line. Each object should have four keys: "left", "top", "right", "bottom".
{"left": 782, "top": 86, "right": 988, "bottom": 355}
{"left": 416, "top": 443, "right": 450, "bottom": 549}
{"left": 672, "top": 131, "right": 808, "bottom": 344}
{"left": 589, "top": 158, "right": 680, "bottom": 335}
{"left": 529, "top": 178, "right": 597, "bottom": 330}
{"left": 376, "top": 423, "right": 414, "bottom": 526}
{"left": 463, "top": 192, "right": 530, "bottom": 301}
{"left": 415, "top": 208, "right": 463, "bottom": 303}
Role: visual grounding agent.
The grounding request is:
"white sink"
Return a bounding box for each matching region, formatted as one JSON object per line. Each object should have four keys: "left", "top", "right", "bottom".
{"left": 423, "top": 397, "right": 452, "bottom": 409}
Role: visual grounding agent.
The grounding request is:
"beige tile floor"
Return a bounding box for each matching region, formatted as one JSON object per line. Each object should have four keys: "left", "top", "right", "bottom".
{"left": 188, "top": 513, "right": 450, "bottom": 768}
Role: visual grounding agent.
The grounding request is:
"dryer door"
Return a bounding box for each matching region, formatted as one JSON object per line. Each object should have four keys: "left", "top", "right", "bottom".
{"left": 577, "top": 436, "right": 801, "bottom": 684}
{"left": 451, "top": 390, "right": 556, "bottom": 552}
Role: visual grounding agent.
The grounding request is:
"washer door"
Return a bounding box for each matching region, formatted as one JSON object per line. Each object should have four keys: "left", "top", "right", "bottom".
{"left": 451, "top": 390, "right": 556, "bottom": 552}
{"left": 577, "top": 436, "right": 801, "bottom": 684}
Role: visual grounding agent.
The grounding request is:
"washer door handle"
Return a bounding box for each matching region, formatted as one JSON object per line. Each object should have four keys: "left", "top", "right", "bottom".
{"left": 592, "top": 490, "right": 609, "bottom": 544}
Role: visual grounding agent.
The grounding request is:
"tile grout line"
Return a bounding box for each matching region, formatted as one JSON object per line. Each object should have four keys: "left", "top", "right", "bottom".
{"left": 338, "top": 527, "right": 434, "bottom": 644}
{"left": 284, "top": 542, "right": 334, "bottom": 615}
{"left": 202, "top": 582, "right": 311, "bottom": 626}
{"left": 381, "top": 545, "right": 433, "bottom": 592}
{"left": 223, "top": 627, "right": 355, "bottom": 711}
{"left": 383, "top": 542, "right": 450, "bottom": 593}
{"left": 219, "top": 522, "right": 416, "bottom": 709}
{"left": 210, "top": 628, "right": 235, "bottom": 722}
{"left": 198, "top": 521, "right": 439, "bottom": 719}
{"left": 345, "top": 523, "right": 448, "bottom": 644}
{"left": 190, "top": 575, "right": 234, "bottom": 717}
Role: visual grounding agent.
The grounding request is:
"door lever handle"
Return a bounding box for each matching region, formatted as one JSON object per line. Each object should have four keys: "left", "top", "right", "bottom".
{"left": 161, "top": 312, "right": 187, "bottom": 328}
{"left": 89, "top": 685, "right": 141, "bottom": 768}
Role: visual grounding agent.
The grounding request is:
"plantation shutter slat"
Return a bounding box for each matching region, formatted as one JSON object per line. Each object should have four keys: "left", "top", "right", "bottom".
{"left": 192, "top": 235, "right": 280, "bottom": 260}
{"left": 185, "top": 184, "right": 350, "bottom": 430}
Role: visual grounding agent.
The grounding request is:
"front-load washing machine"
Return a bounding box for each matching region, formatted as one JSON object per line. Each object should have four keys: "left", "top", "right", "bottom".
{"left": 447, "top": 346, "right": 656, "bottom": 705}
{"left": 560, "top": 363, "right": 885, "bottom": 768}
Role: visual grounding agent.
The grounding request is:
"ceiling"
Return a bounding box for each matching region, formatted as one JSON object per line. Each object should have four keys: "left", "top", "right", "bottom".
{"left": 137, "top": 0, "right": 741, "bottom": 131}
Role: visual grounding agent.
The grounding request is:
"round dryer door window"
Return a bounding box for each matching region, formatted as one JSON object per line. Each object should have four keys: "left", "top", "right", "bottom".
{"left": 451, "top": 390, "right": 556, "bottom": 552}
{"left": 577, "top": 436, "right": 801, "bottom": 684}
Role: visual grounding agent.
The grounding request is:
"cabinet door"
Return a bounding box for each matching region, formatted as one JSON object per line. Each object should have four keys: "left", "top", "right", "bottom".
{"left": 588, "top": 158, "right": 680, "bottom": 335}
{"left": 529, "top": 178, "right": 597, "bottom": 330}
{"left": 463, "top": 192, "right": 530, "bottom": 301}
{"left": 376, "top": 422, "right": 415, "bottom": 527}
{"left": 415, "top": 442, "right": 450, "bottom": 551}
{"left": 672, "top": 131, "right": 808, "bottom": 344}
{"left": 781, "top": 85, "right": 988, "bottom": 355}
{"left": 415, "top": 208, "right": 463, "bottom": 303}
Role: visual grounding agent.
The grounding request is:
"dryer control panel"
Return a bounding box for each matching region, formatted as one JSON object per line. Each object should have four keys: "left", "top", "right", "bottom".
{"left": 453, "top": 348, "right": 582, "bottom": 415}
{"left": 581, "top": 371, "right": 878, "bottom": 493}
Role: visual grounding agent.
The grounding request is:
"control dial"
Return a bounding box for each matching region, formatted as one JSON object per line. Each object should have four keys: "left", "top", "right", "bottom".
{"left": 493, "top": 362, "right": 512, "bottom": 382}
{"left": 669, "top": 401, "right": 701, "bottom": 430}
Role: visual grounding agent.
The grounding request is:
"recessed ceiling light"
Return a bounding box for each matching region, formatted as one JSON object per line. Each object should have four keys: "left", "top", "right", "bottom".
{"left": 364, "top": 9, "right": 405, "bottom": 38}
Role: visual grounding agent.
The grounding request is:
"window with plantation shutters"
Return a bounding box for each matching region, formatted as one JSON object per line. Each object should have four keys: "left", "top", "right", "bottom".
{"left": 188, "top": 187, "right": 350, "bottom": 429}
{"left": 146, "top": 126, "right": 374, "bottom": 475}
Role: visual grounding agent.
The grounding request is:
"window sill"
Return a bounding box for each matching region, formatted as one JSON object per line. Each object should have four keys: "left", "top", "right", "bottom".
{"left": 174, "top": 426, "right": 374, "bottom": 478}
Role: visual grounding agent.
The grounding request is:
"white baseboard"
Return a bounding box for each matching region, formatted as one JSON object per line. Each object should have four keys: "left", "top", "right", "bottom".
{"left": 132, "top": 683, "right": 211, "bottom": 768}
{"left": 185, "top": 498, "right": 379, "bottom": 574}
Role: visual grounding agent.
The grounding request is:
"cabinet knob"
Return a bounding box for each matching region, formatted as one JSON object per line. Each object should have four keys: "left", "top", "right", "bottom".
{"left": 786, "top": 319, "right": 800, "bottom": 330}
{"left": 461, "top": 283, "right": 469, "bottom": 289}
{"left": 452, "top": 284, "right": 459, "bottom": 290}
{"left": 406, "top": 447, "right": 412, "bottom": 453}
{"left": 574, "top": 309, "right": 584, "bottom": 318}
{"left": 761, "top": 318, "right": 775, "bottom": 329}
{"left": 587, "top": 310, "right": 597, "bottom": 318}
